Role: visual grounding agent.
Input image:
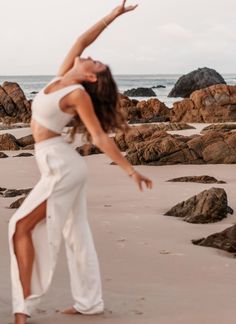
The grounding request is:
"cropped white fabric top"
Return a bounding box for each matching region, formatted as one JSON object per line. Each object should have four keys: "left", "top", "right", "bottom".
{"left": 31, "top": 76, "right": 85, "bottom": 133}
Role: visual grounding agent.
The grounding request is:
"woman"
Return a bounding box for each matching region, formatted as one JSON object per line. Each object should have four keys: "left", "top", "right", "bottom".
{"left": 9, "top": 1, "right": 153, "bottom": 324}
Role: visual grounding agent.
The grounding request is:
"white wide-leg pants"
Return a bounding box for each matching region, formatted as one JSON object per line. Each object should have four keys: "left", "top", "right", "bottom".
{"left": 8, "top": 136, "right": 104, "bottom": 316}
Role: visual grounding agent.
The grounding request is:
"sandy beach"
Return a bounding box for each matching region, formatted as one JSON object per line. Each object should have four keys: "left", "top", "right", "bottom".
{"left": 1, "top": 124, "right": 236, "bottom": 324}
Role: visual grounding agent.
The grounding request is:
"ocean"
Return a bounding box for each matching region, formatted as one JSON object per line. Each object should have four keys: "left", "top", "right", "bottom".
{"left": 0, "top": 74, "right": 235, "bottom": 108}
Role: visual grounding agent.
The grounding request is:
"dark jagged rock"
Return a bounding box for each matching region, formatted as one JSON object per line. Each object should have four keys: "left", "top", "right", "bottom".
{"left": 0, "top": 152, "right": 8, "bottom": 158}
{"left": 21, "top": 144, "right": 34, "bottom": 150}
{"left": 168, "top": 67, "right": 226, "bottom": 98}
{"left": 16, "top": 134, "right": 34, "bottom": 147}
{"left": 164, "top": 188, "right": 233, "bottom": 224}
{"left": 167, "top": 176, "right": 226, "bottom": 184}
{"left": 192, "top": 225, "right": 236, "bottom": 253}
{"left": 3, "top": 188, "right": 32, "bottom": 198}
{"left": 13, "top": 152, "right": 33, "bottom": 157}
{"left": 9, "top": 197, "right": 26, "bottom": 209}
{"left": 201, "top": 124, "right": 236, "bottom": 134}
{"left": 76, "top": 144, "right": 102, "bottom": 156}
{"left": 124, "top": 88, "right": 156, "bottom": 97}
{"left": 152, "top": 85, "right": 166, "bottom": 89}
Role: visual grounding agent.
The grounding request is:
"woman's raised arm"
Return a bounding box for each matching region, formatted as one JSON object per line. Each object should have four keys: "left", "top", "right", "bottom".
{"left": 57, "top": 0, "right": 138, "bottom": 76}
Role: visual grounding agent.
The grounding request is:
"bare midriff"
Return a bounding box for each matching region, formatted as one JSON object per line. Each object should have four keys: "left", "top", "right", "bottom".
{"left": 30, "top": 118, "right": 61, "bottom": 143}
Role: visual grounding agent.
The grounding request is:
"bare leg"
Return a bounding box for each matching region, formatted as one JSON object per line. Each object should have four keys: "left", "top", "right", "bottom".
{"left": 13, "top": 201, "right": 47, "bottom": 324}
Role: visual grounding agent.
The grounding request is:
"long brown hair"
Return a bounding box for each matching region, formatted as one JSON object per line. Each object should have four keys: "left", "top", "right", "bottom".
{"left": 67, "top": 66, "right": 129, "bottom": 143}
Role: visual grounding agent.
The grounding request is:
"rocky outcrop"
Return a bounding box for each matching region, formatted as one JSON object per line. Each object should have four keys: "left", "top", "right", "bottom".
{"left": 201, "top": 124, "right": 236, "bottom": 133}
{"left": 76, "top": 144, "right": 102, "bottom": 156}
{"left": 164, "top": 188, "right": 233, "bottom": 224}
{"left": 0, "top": 82, "right": 31, "bottom": 123}
{"left": 167, "top": 176, "right": 226, "bottom": 184}
{"left": 168, "top": 67, "right": 226, "bottom": 98}
{"left": 120, "top": 97, "right": 170, "bottom": 123}
{"left": 124, "top": 88, "right": 156, "bottom": 97}
{"left": 192, "top": 225, "right": 236, "bottom": 253}
{"left": 114, "top": 124, "right": 195, "bottom": 152}
{"left": 0, "top": 133, "right": 35, "bottom": 150}
{"left": 170, "top": 84, "right": 236, "bottom": 123}
{"left": 118, "top": 128, "right": 236, "bottom": 165}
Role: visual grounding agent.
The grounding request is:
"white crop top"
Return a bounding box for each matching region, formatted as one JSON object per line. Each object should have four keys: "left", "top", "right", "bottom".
{"left": 31, "top": 76, "right": 85, "bottom": 133}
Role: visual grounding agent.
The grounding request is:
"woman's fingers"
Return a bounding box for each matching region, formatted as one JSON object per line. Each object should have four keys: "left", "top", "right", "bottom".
{"left": 122, "top": 0, "right": 127, "bottom": 7}
{"left": 125, "top": 4, "right": 138, "bottom": 12}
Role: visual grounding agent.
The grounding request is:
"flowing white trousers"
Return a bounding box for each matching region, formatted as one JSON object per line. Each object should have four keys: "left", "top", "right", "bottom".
{"left": 8, "top": 135, "right": 104, "bottom": 316}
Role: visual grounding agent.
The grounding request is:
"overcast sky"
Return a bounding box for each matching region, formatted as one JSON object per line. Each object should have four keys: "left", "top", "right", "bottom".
{"left": 0, "top": 0, "right": 235, "bottom": 75}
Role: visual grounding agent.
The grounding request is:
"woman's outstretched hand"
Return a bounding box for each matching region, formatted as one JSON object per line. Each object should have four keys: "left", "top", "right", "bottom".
{"left": 130, "top": 171, "right": 153, "bottom": 192}
{"left": 111, "top": 0, "right": 138, "bottom": 18}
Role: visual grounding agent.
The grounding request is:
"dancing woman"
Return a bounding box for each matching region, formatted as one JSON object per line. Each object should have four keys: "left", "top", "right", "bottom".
{"left": 9, "top": 1, "right": 153, "bottom": 323}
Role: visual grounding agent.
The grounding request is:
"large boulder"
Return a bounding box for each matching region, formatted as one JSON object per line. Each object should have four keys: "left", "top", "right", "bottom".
{"left": 0, "top": 82, "right": 31, "bottom": 123}
{"left": 168, "top": 67, "right": 226, "bottom": 98}
{"left": 0, "top": 133, "right": 20, "bottom": 150}
{"left": 124, "top": 87, "right": 156, "bottom": 97}
{"left": 192, "top": 225, "right": 236, "bottom": 253}
{"left": 170, "top": 84, "right": 236, "bottom": 123}
{"left": 0, "top": 86, "right": 16, "bottom": 116}
{"left": 164, "top": 187, "right": 233, "bottom": 224}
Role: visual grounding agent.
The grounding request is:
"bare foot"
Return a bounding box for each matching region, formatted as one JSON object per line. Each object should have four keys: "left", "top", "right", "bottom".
{"left": 14, "top": 313, "right": 27, "bottom": 324}
{"left": 61, "top": 307, "right": 82, "bottom": 315}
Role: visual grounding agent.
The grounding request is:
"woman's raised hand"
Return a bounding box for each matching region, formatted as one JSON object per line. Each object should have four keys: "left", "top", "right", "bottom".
{"left": 111, "top": 0, "right": 138, "bottom": 18}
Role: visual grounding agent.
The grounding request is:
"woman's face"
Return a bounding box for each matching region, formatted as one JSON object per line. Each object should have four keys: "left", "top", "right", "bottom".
{"left": 74, "top": 56, "right": 106, "bottom": 82}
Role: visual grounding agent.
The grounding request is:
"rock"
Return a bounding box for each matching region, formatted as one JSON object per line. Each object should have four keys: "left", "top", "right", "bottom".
{"left": 0, "top": 86, "right": 16, "bottom": 116}
{"left": 121, "top": 98, "right": 170, "bottom": 123}
{"left": 123, "top": 88, "right": 157, "bottom": 97}
{"left": 192, "top": 225, "right": 236, "bottom": 253}
{"left": 152, "top": 85, "right": 166, "bottom": 89}
{"left": 13, "top": 152, "right": 33, "bottom": 157}
{"left": 168, "top": 67, "right": 226, "bottom": 98}
{"left": 3, "top": 188, "right": 32, "bottom": 198}
{"left": 164, "top": 187, "right": 233, "bottom": 223}
{"left": 0, "top": 82, "right": 32, "bottom": 123}
{"left": 0, "top": 133, "right": 20, "bottom": 150}
{"left": 0, "top": 123, "right": 29, "bottom": 130}
{"left": 0, "top": 152, "right": 8, "bottom": 158}
{"left": 16, "top": 134, "right": 34, "bottom": 147}
{"left": 115, "top": 123, "right": 195, "bottom": 151}
{"left": 9, "top": 196, "right": 26, "bottom": 209}
{"left": 21, "top": 144, "right": 34, "bottom": 150}
{"left": 167, "top": 176, "right": 226, "bottom": 184}
{"left": 201, "top": 124, "right": 236, "bottom": 133}
{"left": 2, "top": 81, "right": 30, "bottom": 114}
{"left": 76, "top": 144, "right": 102, "bottom": 156}
{"left": 122, "top": 129, "right": 236, "bottom": 165}
{"left": 171, "top": 84, "right": 236, "bottom": 123}
{"left": 128, "top": 116, "right": 168, "bottom": 124}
